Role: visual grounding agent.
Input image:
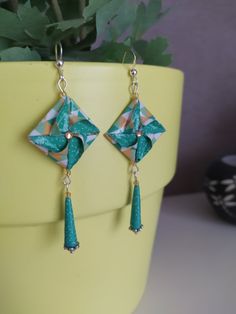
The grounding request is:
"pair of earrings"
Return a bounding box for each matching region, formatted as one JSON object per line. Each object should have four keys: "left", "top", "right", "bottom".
{"left": 28, "top": 43, "right": 166, "bottom": 253}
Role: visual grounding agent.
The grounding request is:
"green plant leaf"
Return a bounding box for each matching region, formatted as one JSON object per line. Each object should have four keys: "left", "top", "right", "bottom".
{"left": 95, "top": 0, "right": 124, "bottom": 39}
{"left": 47, "top": 18, "right": 85, "bottom": 32}
{"left": 91, "top": 42, "right": 128, "bottom": 62}
{"left": 17, "top": 0, "right": 50, "bottom": 40}
{"left": 0, "top": 37, "right": 11, "bottom": 51}
{"left": 0, "top": 8, "right": 28, "bottom": 41}
{"left": 0, "top": 2, "right": 49, "bottom": 45}
{"left": 63, "top": 41, "right": 128, "bottom": 62}
{"left": 0, "top": 0, "right": 172, "bottom": 65}
{"left": 132, "top": 3, "right": 145, "bottom": 41}
{"left": 132, "top": 0, "right": 168, "bottom": 41}
{"left": 47, "top": 18, "right": 91, "bottom": 44}
{"left": 111, "top": 1, "right": 137, "bottom": 40}
{"left": 83, "top": 0, "right": 111, "bottom": 19}
{"left": 0, "top": 46, "right": 41, "bottom": 61}
{"left": 133, "top": 38, "right": 172, "bottom": 66}
{"left": 47, "top": 17, "right": 89, "bottom": 42}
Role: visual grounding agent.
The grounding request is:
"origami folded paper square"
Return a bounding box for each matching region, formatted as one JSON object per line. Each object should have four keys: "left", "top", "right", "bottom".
{"left": 28, "top": 96, "right": 99, "bottom": 170}
{"left": 105, "top": 99, "right": 166, "bottom": 163}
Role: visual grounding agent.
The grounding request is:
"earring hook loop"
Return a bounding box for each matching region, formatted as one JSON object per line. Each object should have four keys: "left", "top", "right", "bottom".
{"left": 55, "top": 42, "right": 63, "bottom": 63}
{"left": 54, "top": 41, "right": 67, "bottom": 97}
{"left": 122, "top": 49, "right": 139, "bottom": 99}
{"left": 122, "top": 49, "right": 137, "bottom": 67}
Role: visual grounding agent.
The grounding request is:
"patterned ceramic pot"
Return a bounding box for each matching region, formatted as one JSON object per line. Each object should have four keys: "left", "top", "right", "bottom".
{"left": 0, "top": 62, "right": 184, "bottom": 314}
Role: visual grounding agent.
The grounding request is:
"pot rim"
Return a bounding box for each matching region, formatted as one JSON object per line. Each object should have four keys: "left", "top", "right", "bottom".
{"left": 0, "top": 61, "right": 184, "bottom": 76}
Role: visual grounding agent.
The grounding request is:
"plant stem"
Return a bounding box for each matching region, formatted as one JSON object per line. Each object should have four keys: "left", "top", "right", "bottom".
{"left": 8, "top": 0, "right": 18, "bottom": 12}
{"left": 78, "top": 0, "right": 86, "bottom": 41}
{"left": 78, "top": 0, "right": 86, "bottom": 17}
{"left": 51, "top": 0, "right": 71, "bottom": 46}
{"left": 51, "top": 0, "right": 63, "bottom": 21}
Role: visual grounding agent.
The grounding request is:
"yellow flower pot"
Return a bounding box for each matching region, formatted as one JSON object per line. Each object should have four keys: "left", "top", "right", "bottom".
{"left": 0, "top": 62, "right": 184, "bottom": 314}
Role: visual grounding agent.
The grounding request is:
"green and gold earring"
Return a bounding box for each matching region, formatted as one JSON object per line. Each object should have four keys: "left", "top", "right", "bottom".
{"left": 28, "top": 43, "right": 100, "bottom": 253}
{"left": 105, "top": 50, "right": 166, "bottom": 233}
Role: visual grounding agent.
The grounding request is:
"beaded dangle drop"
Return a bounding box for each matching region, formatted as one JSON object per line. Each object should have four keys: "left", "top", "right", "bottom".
{"left": 63, "top": 170, "right": 79, "bottom": 252}
{"left": 130, "top": 162, "right": 142, "bottom": 232}
{"left": 105, "top": 50, "right": 166, "bottom": 233}
{"left": 28, "top": 43, "right": 100, "bottom": 252}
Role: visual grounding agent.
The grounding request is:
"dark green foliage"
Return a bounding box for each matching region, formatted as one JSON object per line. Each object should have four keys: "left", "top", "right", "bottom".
{"left": 0, "top": 0, "right": 172, "bottom": 65}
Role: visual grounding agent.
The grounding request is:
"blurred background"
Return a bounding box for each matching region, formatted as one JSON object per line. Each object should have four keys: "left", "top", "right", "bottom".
{"left": 147, "top": 0, "right": 236, "bottom": 195}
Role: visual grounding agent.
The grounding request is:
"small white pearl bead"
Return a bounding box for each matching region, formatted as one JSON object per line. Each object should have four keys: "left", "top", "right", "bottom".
{"left": 65, "top": 132, "right": 73, "bottom": 139}
{"left": 136, "top": 130, "right": 142, "bottom": 137}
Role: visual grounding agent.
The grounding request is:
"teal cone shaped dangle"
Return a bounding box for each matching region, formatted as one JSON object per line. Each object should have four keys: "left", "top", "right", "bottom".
{"left": 129, "top": 164, "right": 143, "bottom": 233}
{"left": 64, "top": 193, "right": 79, "bottom": 253}
{"left": 63, "top": 170, "right": 79, "bottom": 253}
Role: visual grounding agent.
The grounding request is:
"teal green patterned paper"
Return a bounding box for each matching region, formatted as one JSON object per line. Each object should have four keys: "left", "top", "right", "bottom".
{"left": 28, "top": 96, "right": 100, "bottom": 170}
{"left": 105, "top": 99, "right": 166, "bottom": 163}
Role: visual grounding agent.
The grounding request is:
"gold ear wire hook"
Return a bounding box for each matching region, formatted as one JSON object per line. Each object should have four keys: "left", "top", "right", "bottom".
{"left": 54, "top": 42, "right": 67, "bottom": 97}
{"left": 122, "top": 49, "right": 137, "bottom": 67}
{"left": 122, "top": 49, "right": 139, "bottom": 99}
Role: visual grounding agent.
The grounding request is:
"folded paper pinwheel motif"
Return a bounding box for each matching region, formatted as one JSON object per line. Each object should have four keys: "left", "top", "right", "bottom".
{"left": 28, "top": 96, "right": 99, "bottom": 170}
{"left": 105, "top": 99, "right": 166, "bottom": 163}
